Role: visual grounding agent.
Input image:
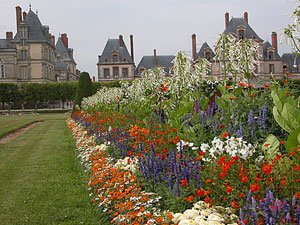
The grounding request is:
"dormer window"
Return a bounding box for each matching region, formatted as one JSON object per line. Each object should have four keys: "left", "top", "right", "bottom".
{"left": 112, "top": 51, "right": 119, "bottom": 63}
{"left": 204, "top": 50, "right": 212, "bottom": 61}
{"left": 20, "top": 26, "right": 28, "bottom": 39}
{"left": 237, "top": 26, "right": 246, "bottom": 40}
{"left": 267, "top": 50, "right": 275, "bottom": 60}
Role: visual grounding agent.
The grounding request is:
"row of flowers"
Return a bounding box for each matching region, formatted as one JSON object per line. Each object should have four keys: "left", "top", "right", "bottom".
{"left": 67, "top": 118, "right": 244, "bottom": 225}
{"left": 68, "top": 111, "right": 300, "bottom": 224}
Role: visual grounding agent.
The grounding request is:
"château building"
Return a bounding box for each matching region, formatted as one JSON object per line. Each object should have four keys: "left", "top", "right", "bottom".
{"left": 97, "top": 35, "right": 135, "bottom": 81}
{"left": 191, "top": 12, "right": 285, "bottom": 81}
{"left": 0, "top": 5, "right": 79, "bottom": 83}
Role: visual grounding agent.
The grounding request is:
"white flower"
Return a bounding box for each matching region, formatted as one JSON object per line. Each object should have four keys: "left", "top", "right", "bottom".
{"left": 182, "top": 209, "right": 200, "bottom": 219}
{"left": 178, "top": 219, "right": 199, "bottom": 225}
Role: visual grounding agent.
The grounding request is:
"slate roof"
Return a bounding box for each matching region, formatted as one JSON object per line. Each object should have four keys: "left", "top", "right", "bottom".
{"left": 98, "top": 39, "right": 133, "bottom": 64}
{"left": 54, "top": 61, "right": 67, "bottom": 71}
{"left": 137, "top": 55, "right": 175, "bottom": 69}
{"left": 196, "top": 42, "right": 215, "bottom": 59}
{"left": 0, "top": 39, "right": 14, "bottom": 49}
{"left": 223, "top": 17, "right": 263, "bottom": 41}
{"left": 12, "top": 10, "right": 52, "bottom": 44}
{"left": 55, "top": 37, "right": 76, "bottom": 64}
{"left": 282, "top": 53, "right": 300, "bottom": 72}
{"left": 262, "top": 41, "right": 281, "bottom": 60}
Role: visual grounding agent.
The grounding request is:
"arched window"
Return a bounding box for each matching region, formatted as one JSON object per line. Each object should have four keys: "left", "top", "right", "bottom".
{"left": 0, "top": 59, "right": 5, "bottom": 78}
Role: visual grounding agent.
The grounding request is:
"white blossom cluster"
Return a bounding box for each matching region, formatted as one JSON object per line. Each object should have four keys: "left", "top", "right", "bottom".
{"left": 114, "top": 156, "right": 139, "bottom": 173}
{"left": 215, "top": 33, "right": 260, "bottom": 82}
{"left": 172, "top": 201, "right": 238, "bottom": 225}
{"left": 80, "top": 52, "right": 215, "bottom": 111}
{"left": 200, "top": 136, "right": 256, "bottom": 161}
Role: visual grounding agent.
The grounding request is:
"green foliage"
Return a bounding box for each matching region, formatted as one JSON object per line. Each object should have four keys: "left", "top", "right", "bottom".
{"left": 271, "top": 88, "right": 300, "bottom": 152}
{"left": 75, "top": 72, "right": 94, "bottom": 108}
{"left": 262, "top": 134, "right": 280, "bottom": 162}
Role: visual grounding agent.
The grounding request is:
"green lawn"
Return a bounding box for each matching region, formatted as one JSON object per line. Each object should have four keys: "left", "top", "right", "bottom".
{"left": 0, "top": 113, "right": 70, "bottom": 138}
{"left": 0, "top": 114, "right": 109, "bottom": 225}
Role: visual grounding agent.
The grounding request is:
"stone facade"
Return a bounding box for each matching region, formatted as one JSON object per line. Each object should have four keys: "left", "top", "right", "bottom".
{"left": 0, "top": 6, "right": 79, "bottom": 83}
{"left": 97, "top": 35, "right": 135, "bottom": 81}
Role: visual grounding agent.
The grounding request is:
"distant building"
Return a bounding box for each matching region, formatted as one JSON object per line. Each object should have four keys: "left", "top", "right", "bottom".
{"left": 54, "top": 34, "right": 79, "bottom": 81}
{"left": 0, "top": 5, "right": 79, "bottom": 83}
{"left": 97, "top": 35, "right": 135, "bottom": 81}
{"left": 136, "top": 49, "right": 174, "bottom": 76}
{"left": 192, "top": 12, "right": 285, "bottom": 81}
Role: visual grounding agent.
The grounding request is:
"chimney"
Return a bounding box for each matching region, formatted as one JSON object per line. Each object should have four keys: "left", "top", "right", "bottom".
{"left": 192, "top": 33, "right": 197, "bottom": 61}
{"left": 119, "top": 35, "right": 124, "bottom": 47}
{"left": 244, "top": 11, "right": 248, "bottom": 23}
{"left": 16, "top": 6, "right": 22, "bottom": 29}
{"left": 23, "top": 12, "right": 27, "bottom": 20}
{"left": 130, "top": 34, "right": 134, "bottom": 62}
{"left": 50, "top": 35, "right": 55, "bottom": 46}
{"left": 153, "top": 49, "right": 158, "bottom": 66}
{"left": 271, "top": 32, "right": 278, "bottom": 52}
{"left": 6, "top": 31, "right": 13, "bottom": 40}
{"left": 61, "top": 33, "right": 68, "bottom": 49}
{"left": 225, "top": 12, "right": 229, "bottom": 28}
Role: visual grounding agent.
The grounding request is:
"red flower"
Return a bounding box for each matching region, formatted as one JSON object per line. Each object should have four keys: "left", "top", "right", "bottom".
{"left": 262, "top": 162, "right": 273, "bottom": 175}
{"left": 293, "top": 165, "right": 300, "bottom": 171}
{"left": 226, "top": 185, "right": 232, "bottom": 193}
{"left": 195, "top": 189, "right": 204, "bottom": 197}
{"left": 240, "top": 176, "right": 249, "bottom": 183}
{"left": 185, "top": 195, "right": 194, "bottom": 202}
{"left": 180, "top": 179, "right": 188, "bottom": 187}
{"left": 221, "top": 132, "right": 229, "bottom": 139}
{"left": 279, "top": 141, "right": 286, "bottom": 145}
{"left": 218, "top": 156, "right": 227, "bottom": 165}
{"left": 205, "top": 179, "right": 212, "bottom": 183}
{"left": 281, "top": 179, "right": 287, "bottom": 186}
{"left": 231, "top": 200, "right": 239, "bottom": 209}
{"left": 250, "top": 183, "right": 260, "bottom": 193}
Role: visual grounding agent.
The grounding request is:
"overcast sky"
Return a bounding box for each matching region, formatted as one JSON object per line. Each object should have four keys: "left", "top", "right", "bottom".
{"left": 0, "top": 0, "right": 297, "bottom": 79}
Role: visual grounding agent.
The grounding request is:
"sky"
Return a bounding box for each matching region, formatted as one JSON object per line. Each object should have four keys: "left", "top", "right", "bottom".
{"left": 0, "top": 0, "right": 297, "bottom": 79}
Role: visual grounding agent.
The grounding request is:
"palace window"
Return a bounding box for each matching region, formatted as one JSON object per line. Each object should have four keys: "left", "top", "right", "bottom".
{"left": 20, "top": 66, "right": 28, "bottom": 80}
{"left": 268, "top": 50, "right": 275, "bottom": 60}
{"left": 283, "top": 64, "right": 288, "bottom": 74}
{"left": 20, "top": 50, "right": 28, "bottom": 59}
{"left": 103, "top": 68, "right": 110, "bottom": 78}
{"left": 122, "top": 68, "right": 128, "bottom": 78}
{"left": 20, "top": 26, "right": 28, "bottom": 39}
{"left": 113, "top": 67, "right": 119, "bottom": 79}
{"left": 269, "top": 64, "right": 275, "bottom": 73}
{"left": 139, "top": 68, "right": 145, "bottom": 76}
{"left": 0, "top": 60, "right": 5, "bottom": 78}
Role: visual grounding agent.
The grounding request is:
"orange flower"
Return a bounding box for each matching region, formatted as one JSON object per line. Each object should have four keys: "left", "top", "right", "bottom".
{"left": 221, "top": 132, "right": 229, "bottom": 139}
{"left": 185, "top": 195, "right": 194, "bottom": 202}
{"left": 231, "top": 200, "right": 239, "bottom": 209}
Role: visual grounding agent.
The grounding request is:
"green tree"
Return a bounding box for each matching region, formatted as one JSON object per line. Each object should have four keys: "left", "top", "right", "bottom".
{"left": 74, "top": 72, "right": 93, "bottom": 109}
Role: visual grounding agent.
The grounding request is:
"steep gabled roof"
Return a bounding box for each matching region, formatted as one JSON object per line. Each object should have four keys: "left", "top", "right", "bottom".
{"left": 12, "top": 10, "right": 52, "bottom": 44}
{"left": 137, "top": 55, "right": 175, "bottom": 69}
{"left": 262, "top": 41, "right": 281, "bottom": 60}
{"left": 55, "top": 37, "right": 76, "bottom": 64}
{"left": 196, "top": 42, "right": 215, "bottom": 59}
{"left": 98, "top": 38, "right": 133, "bottom": 64}
{"left": 0, "top": 39, "right": 14, "bottom": 49}
{"left": 54, "top": 61, "right": 67, "bottom": 71}
{"left": 224, "top": 17, "right": 263, "bottom": 41}
{"left": 282, "top": 53, "right": 300, "bottom": 72}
